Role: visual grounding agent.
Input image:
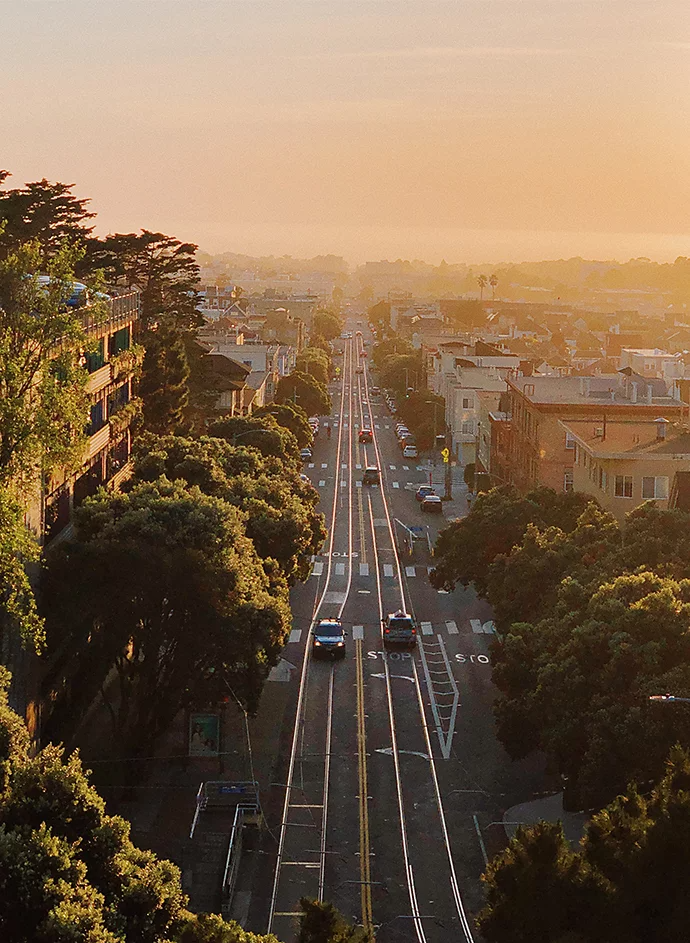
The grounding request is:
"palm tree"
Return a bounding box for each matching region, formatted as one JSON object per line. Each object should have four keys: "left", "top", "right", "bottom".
{"left": 489, "top": 273, "right": 498, "bottom": 302}
{"left": 477, "top": 274, "right": 488, "bottom": 301}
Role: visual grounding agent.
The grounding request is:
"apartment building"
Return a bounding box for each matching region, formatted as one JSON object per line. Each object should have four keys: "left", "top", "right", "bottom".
{"left": 562, "top": 417, "right": 690, "bottom": 521}
{"left": 41, "top": 289, "right": 142, "bottom": 545}
{"left": 504, "top": 373, "right": 685, "bottom": 494}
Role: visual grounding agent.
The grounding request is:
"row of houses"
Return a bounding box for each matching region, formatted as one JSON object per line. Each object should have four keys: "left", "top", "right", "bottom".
{"left": 415, "top": 301, "right": 690, "bottom": 521}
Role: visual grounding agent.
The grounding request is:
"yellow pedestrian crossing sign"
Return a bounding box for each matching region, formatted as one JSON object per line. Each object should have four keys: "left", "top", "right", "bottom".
{"left": 441, "top": 448, "right": 450, "bottom": 463}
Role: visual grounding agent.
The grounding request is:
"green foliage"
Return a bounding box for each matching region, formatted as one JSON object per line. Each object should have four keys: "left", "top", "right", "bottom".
{"left": 127, "top": 434, "right": 326, "bottom": 584}
{"left": 139, "top": 327, "right": 190, "bottom": 434}
{"left": 296, "top": 347, "right": 331, "bottom": 387}
{"left": 312, "top": 309, "right": 342, "bottom": 342}
{"left": 0, "top": 489, "right": 44, "bottom": 652}
{"left": 0, "top": 240, "right": 94, "bottom": 485}
{"left": 44, "top": 478, "right": 291, "bottom": 752}
{"left": 367, "top": 300, "right": 390, "bottom": 337}
{"left": 431, "top": 486, "right": 595, "bottom": 597}
{"left": 209, "top": 414, "right": 300, "bottom": 464}
{"left": 393, "top": 390, "right": 444, "bottom": 450}
{"left": 254, "top": 402, "right": 313, "bottom": 448}
{"left": 0, "top": 173, "right": 95, "bottom": 262}
{"left": 275, "top": 371, "right": 331, "bottom": 417}
{"left": 298, "top": 899, "right": 373, "bottom": 943}
{"left": 479, "top": 747, "right": 690, "bottom": 943}
{"left": 0, "top": 668, "right": 278, "bottom": 943}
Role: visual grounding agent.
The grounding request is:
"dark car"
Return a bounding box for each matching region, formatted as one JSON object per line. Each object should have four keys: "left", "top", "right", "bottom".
{"left": 312, "top": 618, "right": 346, "bottom": 658}
{"left": 416, "top": 485, "right": 437, "bottom": 502}
{"left": 421, "top": 494, "right": 443, "bottom": 514}
{"left": 356, "top": 366, "right": 364, "bottom": 375}
{"left": 362, "top": 466, "right": 380, "bottom": 485}
{"left": 371, "top": 385, "right": 380, "bottom": 395}
{"left": 358, "top": 428, "right": 373, "bottom": 443}
{"left": 382, "top": 610, "right": 417, "bottom": 647}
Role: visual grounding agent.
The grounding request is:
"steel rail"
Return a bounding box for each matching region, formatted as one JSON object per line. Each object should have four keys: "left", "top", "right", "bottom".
{"left": 267, "top": 337, "right": 355, "bottom": 932}
{"left": 360, "top": 355, "right": 476, "bottom": 943}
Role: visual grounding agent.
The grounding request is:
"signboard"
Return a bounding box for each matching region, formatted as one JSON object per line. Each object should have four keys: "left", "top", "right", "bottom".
{"left": 189, "top": 712, "right": 220, "bottom": 756}
{"left": 441, "top": 448, "right": 450, "bottom": 463}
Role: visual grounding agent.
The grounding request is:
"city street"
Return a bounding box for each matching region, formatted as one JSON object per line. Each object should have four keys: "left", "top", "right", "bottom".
{"left": 250, "top": 322, "right": 546, "bottom": 943}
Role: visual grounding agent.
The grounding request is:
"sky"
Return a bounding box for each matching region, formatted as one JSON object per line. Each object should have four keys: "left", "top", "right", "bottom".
{"left": 2, "top": 0, "right": 690, "bottom": 265}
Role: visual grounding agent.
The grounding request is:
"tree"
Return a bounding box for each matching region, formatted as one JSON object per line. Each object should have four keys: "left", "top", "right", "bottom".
{"left": 295, "top": 347, "right": 331, "bottom": 387}
{"left": 0, "top": 240, "right": 95, "bottom": 486}
{"left": 0, "top": 666, "right": 278, "bottom": 943}
{"left": 127, "top": 434, "right": 326, "bottom": 584}
{"left": 378, "top": 352, "right": 424, "bottom": 397}
{"left": 394, "top": 391, "right": 445, "bottom": 450}
{"left": 209, "top": 415, "right": 300, "bottom": 464}
{"left": 44, "top": 479, "right": 290, "bottom": 754}
{"left": 367, "top": 300, "right": 390, "bottom": 337}
{"left": 489, "top": 272, "right": 498, "bottom": 301}
{"left": 275, "top": 371, "right": 331, "bottom": 417}
{"left": 298, "top": 899, "right": 372, "bottom": 943}
{"left": 254, "top": 402, "right": 313, "bottom": 448}
{"left": 477, "top": 274, "right": 488, "bottom": 300}
{"left": 0, "top": 490, "right": 44, "bottom": 652}
{"left": 138, "top": 326, "right": 190, "bottom": 434}
{"left": 478, "top": 747, "right": 690, "bottom": 943}
{"left": 0, "top": 173, "right": 95, "bottom": 261}
{"left": 312, "top": 309, "right": 342, "bottom": 342}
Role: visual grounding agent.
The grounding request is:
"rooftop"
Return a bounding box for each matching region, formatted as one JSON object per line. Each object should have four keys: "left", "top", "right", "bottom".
{"left": 561, "top": 419, "right": 690, "bottom": 457}
{"left": 509, "top": 373, "right": 679, "bottom": 407}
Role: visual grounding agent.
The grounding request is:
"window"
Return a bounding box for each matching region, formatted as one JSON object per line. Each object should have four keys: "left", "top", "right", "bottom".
{"left": 564, "top": 470, "right": 574, "bottom": 492}
{"left": 85, "top": 338, "right": 105, "bottom": 373}
{"left": 88, "top": 400, "right": 105, "bottom": 435}
{"left": 108, "top": 326, "right": 131, "bottom": 356}
{"left": 615, "top": 475, "right": 633, "bottom": 498}
{"left": 462, "top": 397, "right": 472, "bottom": 409}
{"left": 642, "top": 476, "right": 669, "bottom": 500}
{"left": 461, "top": 420, "right": 474, "bottom": 435}
{"left": 565, "top": 431, "right": 576, "bottom": 450}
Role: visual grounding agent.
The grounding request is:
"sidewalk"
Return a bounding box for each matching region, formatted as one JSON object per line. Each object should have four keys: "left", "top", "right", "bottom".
{"left": 503, "top": 791, "right": 588, "bottom": 845}
{"left": 419, "top": 459, "right": 469, "bottom": 520}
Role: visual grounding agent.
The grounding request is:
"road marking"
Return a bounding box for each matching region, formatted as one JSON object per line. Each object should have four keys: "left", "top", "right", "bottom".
{"left": 405, "top": 566, "right": 416, "bottom": 577}
{"left": 308, "top": 463, "right": 315, "bottom": 468}
{"left": 471, "top": 619, "right": 483, "bottom": 634}
{"left": 355, "top": 480, "right": 362, "bottom": 488}
{"left": 319, "top": 480, "right": 326, "bottom": 487}
{"left": 473, "top": 814, "right": 489, "bottom": 867}
{"left": 335, "top": 563, "right": 345, "bottom": 575}
{"left": 392, "top": 481, "right": 400, "bottom": 489}
{"left": 446, "top": 620, "right": 458, "bottom": 635}
{"left": 375, "top": 424, "right": 380, "bottom": 429}
{"left": 321, "top": 463, "right": 328, "bottom": 468}
{"left": 384, "top": 425, "right": 390, "bottom": 429}
{"left": 288, "top": 629, "right": 302, "bottom": 643}
{"left": 390, "top": 465, "right": 396, "bottom": 470}
{"left": 403, "top": 465, "right": 409, "bottom": 470}
{"left": 324, "top": 591, "right": 347, "bottom": 604}
{"left": 312, "top": 561, "right": 324, "bottom": 576}
{"left": 341, "top": 480, "right": 347, "bottom": 488}
{"left": 342, "top": 462, "right": 347, "bottom": 468}
{"left": 360, "top": 563, "right": 369, "bottom": 576}
{"left": 383, "top": 564, "right": 394, "bottom": 577}
{"left": 353, "top": 625, "right": 364, "bottom": 640}
{"left": 375, "top": 746, "right": 429, "bottom": 760}
{"left": 421, "top": 621, "right": 433, "bottom": 635}
{"left": 356, "top": 463, "right": 362, "bottom": 469}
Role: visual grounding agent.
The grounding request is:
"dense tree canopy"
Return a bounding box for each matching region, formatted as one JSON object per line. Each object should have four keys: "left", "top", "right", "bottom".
{"left": 312, "top": 309, "right": 342, "bottom": 342}
{"left": 295, "top": 346, "right": 331, "bottom": 387}
{"left": 393, "top": 390, "right": 445, "bottom": 450}
{"left": 45, "top": 478, "right": 291, "bottom": 754}
{"left": 479, "top": 746, "right": 690, "bottom": 943}
{"left": 209, "top": 414, "right": 301, "bottom": 465}
{"left": 275, "top": 370, "right": 331, "bottom": 417}
{"left": 0, "top": 172, "right": 95, "bottom": 261}
{"left": 253, "top": 402, "right": 313, "bottom": 448}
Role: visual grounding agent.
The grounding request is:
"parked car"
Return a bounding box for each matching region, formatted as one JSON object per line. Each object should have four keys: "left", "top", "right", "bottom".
{"left": 300, "top": 447, "right": 313, "bottom": 462}
{"left": 371, "top": 385, "right": 380, "bottom": 395}
{"left": 402, "top": 445, "right": 418, "bottom": 459}
{"left": 421, "top": 494, "right": 443, "bottom": 514}
{"left": 395, "top": 426, "right": 410, "bottom": 439}
{"left": 382, "top": 610, "right": 417, "bottom": 647}
{"left": 358, "top": 429, "right": 373, "bottom": 443}
{"left": 362, "top": 466, "right": 380, "bottom": 485}
{"left": 416, "top": 485, "right": 437, "bottom": 501}
{"left": 312, "top": 618, "right": 346, "bottom": 659}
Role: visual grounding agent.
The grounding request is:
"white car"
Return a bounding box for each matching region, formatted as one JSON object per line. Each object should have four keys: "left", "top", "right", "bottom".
{"left": 300, "top": 447, "right": 313, "bottom": 462}
{"left": 402, "top": 445, "right": 418, "bottom": 458}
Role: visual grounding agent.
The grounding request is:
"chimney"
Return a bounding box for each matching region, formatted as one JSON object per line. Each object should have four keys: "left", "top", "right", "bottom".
{"left": 631, "top": 381, "right": 638, "bottom": 403}
{"left": 647, "top": 384, "right": 653, "bottom": 404}
{"left": 655, "top": 417, "right": 670, "bottom": 441}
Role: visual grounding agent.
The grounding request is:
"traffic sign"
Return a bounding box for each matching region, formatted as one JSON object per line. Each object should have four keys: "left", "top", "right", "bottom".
{"left": 441, "top": 448, "right": 450, "bottom": 463}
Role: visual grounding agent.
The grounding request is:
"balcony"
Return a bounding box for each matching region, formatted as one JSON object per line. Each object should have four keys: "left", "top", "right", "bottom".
{"left": 86, "top": 363, "right": 112, "bottom": 395}
{"left": 86, "top": 424, "right": 110, "bottom": 460}
{"left": 82, "top": 291, "right": 140, "bottom": 338}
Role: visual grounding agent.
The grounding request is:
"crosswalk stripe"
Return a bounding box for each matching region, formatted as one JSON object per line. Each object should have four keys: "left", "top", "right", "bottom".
{"left": 321, "top": 463, "right": 328, "bottom": 468}
{"left": 421, "top": 621, "right": 433, "bottom": 635}
{"left": 392, "top": 481, "right": 400, "bottom": 489}
{"left": 289, "top": 629, "right": 302, "bottom": 643}
{"left": 341, "top": 480, "right": 347, "bottom": 487}
{"left": 405, "top": 566, "right": 416, "bottom": 577}
{"left": 312, "top": 561, "right": 324, "bottom": 576}
{"left": 335, "top": 563, "right": 345, "bottom": 575}
{"left": 308, "top": 463, "right": 314, "bottom": 468}
{"left": 353, "top": 625, "right": 364, "bottom": 640}
{"left": 356, "top": 463, "right": 362, "bottom": 469}
{"left": 403, "top": 465, "right": 409, "bottom": 470}
{"left": 383, "top": 564, "right": 394, "bottom": 577}
{"left": 446, "top": 620, "right": 458, "bottom": 635}
{"left": 318, "top": 480, "right": 326, "bottom": 486}
{"left": 390, "top": 465, "right": 396, "bottom": 470}
{"left": 359, "top": 563, "right": 369, "bottom": 576}
{"left": 355, "top": 480, "right": 362, "bottom": 488}
{"left": 471, "top": 619, "right": 483, "bottom": 634}
{"left": 375, "top": 424, "right": 380, "bottom": 429}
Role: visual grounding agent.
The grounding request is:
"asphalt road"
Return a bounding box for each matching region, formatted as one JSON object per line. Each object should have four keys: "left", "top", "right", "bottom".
{"left": 251, "top": 321, "right": 546, "bottom": 943}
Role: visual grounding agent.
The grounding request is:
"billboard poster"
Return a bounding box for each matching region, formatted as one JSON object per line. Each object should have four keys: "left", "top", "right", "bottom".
{"left": 189, "top": 712, "right": 220, "bottom": 756}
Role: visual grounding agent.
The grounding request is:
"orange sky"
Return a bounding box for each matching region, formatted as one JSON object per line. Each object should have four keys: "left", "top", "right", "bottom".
{"left": 3, "top": 1, "right": 690, "bottom": 263}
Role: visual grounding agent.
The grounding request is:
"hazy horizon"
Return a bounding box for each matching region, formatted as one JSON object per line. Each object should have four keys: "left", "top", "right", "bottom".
{"left": 3, "top": 0, "right": 689, "bottom": 266}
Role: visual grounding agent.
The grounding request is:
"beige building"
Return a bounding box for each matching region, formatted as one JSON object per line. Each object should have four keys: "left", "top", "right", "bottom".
{"left": 561, "top": 417, "right": 690, "bottom": 521}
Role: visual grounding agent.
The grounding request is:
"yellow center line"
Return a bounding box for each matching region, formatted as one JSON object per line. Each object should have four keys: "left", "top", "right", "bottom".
{"left": 356, "top": 639, "right": 373, "bottom": 933}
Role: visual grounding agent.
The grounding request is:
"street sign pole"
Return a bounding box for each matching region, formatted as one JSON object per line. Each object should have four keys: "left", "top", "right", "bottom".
{"left": 441, "top": 446, "right": 452, "bottom": 500}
